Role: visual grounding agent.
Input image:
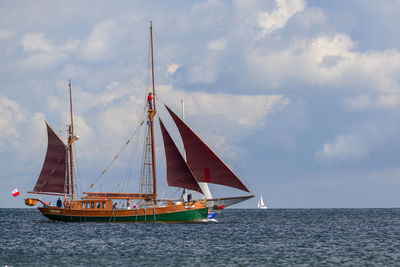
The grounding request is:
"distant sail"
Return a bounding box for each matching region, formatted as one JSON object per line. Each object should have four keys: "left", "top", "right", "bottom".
{"left": 33, "top": 122, "right": 68, "bottom": 194}
{"left": 258, "top": 195, "right": 267, "bottom": 209}
{"left": 159, "top": 119, "right": 203, "bottom": 193}
{"left": 165, "top": 105, "right": 250, "bottom": 193}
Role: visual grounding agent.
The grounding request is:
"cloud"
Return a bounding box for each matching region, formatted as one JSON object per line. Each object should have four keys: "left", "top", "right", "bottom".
{"left": 79, "top": 20, "right": 126, "bottom": 62}
{"left": 187, "top": 55, "right": 219, "bottom": 84}
{"left": 343, "top": 94, "right": 400, "bottom": 110}
{"left": 247, "top": 33, "right": 400, "bottom": 93}
{"left": 258, "top": 0, "right": 305, "bottom": 36}
{"left": 342, "top": 94, "right": 371, "bottom": 110}
{"left": 0, "top": 96, "right": 27, "bottom": 144}
{"left": 375, "top": 94, "right": 400, "bottom": 108}
{"left": 3, "top": 0, "right": 400, "bottom": 208}
{"left": 41, "top": 80, "right": 146, "bottom": 165}
{"left": 21, "top": 33, "right": 52, "bottom": 52}
{"left": 207, "top": 38, "right": 228, "bottom": 51}
{"left": 316, "top": 117, "right": 399, "bottom": 163}
{"left": 165, "top": 64, "right": 180, "bottom": 77}
{"left": 16, "top": 33, "right": 79, "bottom": 70}
{"left": 294, "top": 7, "right": 326, "bottom": 29}
{"left": 0, "top": 95, "right": 46, "bottom": 160}
{"left": 316, "top": 134, "right": 368, "bottom": 163}
{"left": 158, "top": 86, "right": 289, "bottom": 128}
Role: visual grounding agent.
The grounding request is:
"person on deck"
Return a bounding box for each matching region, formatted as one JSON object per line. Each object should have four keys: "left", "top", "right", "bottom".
{"left": 148, "top": 93, "right": 153, "bottom": 109}
{"left": 181, "top": 189, "right": 188, "bottom": 203}
{"left": 56, "top": 198, "right": 62, "bottom": 208}
{"left": 187, "top": 193, "right": 192, "bottom": 203}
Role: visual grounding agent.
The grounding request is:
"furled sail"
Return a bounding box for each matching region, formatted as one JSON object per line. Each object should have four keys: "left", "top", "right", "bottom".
{"left": 165, "top": 105, "right": 250, "bottom": 193}
{"left": 33, "top": 122, "right": 68, "bottom": 194}
{"left": 159, "top": 119, "right": 203, "bottom": 193}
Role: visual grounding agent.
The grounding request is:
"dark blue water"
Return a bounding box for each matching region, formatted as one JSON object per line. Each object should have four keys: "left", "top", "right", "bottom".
{"left": 1, "top": 208, "right": 400, "bottom": 266}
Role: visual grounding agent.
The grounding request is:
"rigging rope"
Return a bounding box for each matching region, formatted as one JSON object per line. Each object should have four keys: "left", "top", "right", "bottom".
{"left": 73, "top": 143, "right": 83, "bottom": 199}
{"left": 87, "top": 119, "right": 145, "bottom": 191}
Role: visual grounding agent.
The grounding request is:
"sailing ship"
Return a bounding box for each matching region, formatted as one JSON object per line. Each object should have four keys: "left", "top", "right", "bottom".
{"left": 23, "top": 23, "right": 253, "bottom": 223}
{"left": 257, "top": 195, "right": 268, "bottom": 209}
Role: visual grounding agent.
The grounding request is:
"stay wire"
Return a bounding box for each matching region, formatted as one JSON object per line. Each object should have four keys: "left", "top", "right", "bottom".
{"left": 87, "top": 120, "right": 145, "bottom": 192}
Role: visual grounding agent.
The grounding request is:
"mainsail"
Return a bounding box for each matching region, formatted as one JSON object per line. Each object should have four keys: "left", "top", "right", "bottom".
{"left": 33, "top": 122, "right": 68, "bottom": 194}
{"left": 159, "top": 119, "right": 203, "bottom": 193}
{"left": 165, "top": 105, "right": 250, "bottom": 193}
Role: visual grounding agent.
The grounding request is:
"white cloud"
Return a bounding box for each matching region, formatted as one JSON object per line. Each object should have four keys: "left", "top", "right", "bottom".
{"left": 61, "top": 39, "right": 80, "bottom": 52}
{"left": 79, "top": 20, "right": 126, "bottom": 62}
{"left": 159, "top": 86, "right": 289, "bottom": 128}
{"left": 187, "top": 55, "right": 219, "bottom": 84}
{"left": 68, "top": 115, "right": 94, "bottom": 154}
{"left": 0, "top": 95, "right": 46, "bottom": 159}
{"left": 294, "top": 7, "right": 326, "bottom": 29}
{"left": 42, "top": 80, "right": 146, "bottom": 165}
{"left": 343, "top": 94, "right": 400, "bottom": 110}
{"left": 316, "top": 134, "right": 368, "bottom": 163}
{"left": 374, "top": 94, "right": 400, "bottom": 109}
{"left": 0, "top": 96, "right": 26, "bottom": 144}
{"left": 16, "top": 33, "right": 79, "bottom": 70}
{"left": 258, "top": 0, "right": 305, "bottom": 36}
{"left": 165, "top": 64, "right": 180, "bottom": 77}
{"left": 342, "top": 94, "right": 371, "bottom": 110}
{"left": 247, "top": 33, "right": 400, "bottom": 93}
{"left": 316, "top": 118, "right": 399, "bottom": 163}
{"left": 207, "top": 38, "right": 228, "bottom": 51}
{"left": 21, "top": 33, "right": 52, "bottom": 52}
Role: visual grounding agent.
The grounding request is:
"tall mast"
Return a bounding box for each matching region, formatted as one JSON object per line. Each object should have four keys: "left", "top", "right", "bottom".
{"left": 150, "top": 21, "right": 157, "bottom": 203}
{"left": 181, "top": 99, "right": 186, "bottom": 159}
{"left": 181, "top": 99, "right": 185, "bottom": 120}
{"left": 68, "top": 80, "right": 75, "bottom": 199}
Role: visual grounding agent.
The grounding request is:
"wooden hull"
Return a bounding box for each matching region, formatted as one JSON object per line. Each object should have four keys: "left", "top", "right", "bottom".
{"left": 37, "top": 202, "right": 208, "bottom": 223}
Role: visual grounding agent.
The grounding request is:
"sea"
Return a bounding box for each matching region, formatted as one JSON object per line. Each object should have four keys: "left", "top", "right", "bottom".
{"left": 1, "top": 208, "right": 400, "bottom": 266}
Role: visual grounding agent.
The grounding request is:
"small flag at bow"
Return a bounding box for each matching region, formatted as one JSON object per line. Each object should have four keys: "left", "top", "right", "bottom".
{"left": 12, "top": 188, "right": 20, "bottom": 197}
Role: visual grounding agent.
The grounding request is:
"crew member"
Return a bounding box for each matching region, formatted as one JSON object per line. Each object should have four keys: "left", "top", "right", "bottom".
{"left": 148, "top": 93, "right": 153, "bottom": 109}
{"left": 56, "top": 197, "right": 62, "bottom": 208}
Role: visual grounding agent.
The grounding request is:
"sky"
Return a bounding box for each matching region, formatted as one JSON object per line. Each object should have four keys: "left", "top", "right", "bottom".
{"left": 2, "top": 0, "right": 400, "bottom": 208}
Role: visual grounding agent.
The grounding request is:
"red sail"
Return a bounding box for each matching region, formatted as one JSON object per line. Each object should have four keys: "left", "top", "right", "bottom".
{"left": 159, "top": 119, "right": 203, "bottom": 193}
{"left": 33, "top": 122, "right": 68, "bottom": 194}
{"left": 165, "top": 105, "right": 250, "bottom": 193}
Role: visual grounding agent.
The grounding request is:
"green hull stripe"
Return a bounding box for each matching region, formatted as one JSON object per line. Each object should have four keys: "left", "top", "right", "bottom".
{"left": 40, "top": 208, "right": 208, "bottom": 223}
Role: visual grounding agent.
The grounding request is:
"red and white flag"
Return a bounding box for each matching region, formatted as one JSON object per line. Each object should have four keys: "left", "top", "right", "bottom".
{"left": 12, "top": 188, "right": 20, "bottom": 197}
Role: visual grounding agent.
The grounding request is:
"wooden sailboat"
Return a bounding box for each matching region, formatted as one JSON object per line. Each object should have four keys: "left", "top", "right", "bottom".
{"left": 24, "top": 23, "right": 253, "bottom": 223}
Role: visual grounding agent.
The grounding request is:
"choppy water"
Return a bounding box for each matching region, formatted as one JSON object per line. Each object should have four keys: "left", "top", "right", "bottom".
{"left": 1, "top": 208, "right": 400, "bottom": 266}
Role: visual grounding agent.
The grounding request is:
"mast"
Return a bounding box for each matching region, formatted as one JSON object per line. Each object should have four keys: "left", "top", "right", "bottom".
{"left": 181, "top": 99, "right": 185, "bottom": 159}
{"left": 150, "top": 21, "right": 157, "bottom": 203}
{"left": 181, "top": 99, "right": 185, "bottom": 121}
{"left": 68, "top": 80, "right": 75, "bottom": 199}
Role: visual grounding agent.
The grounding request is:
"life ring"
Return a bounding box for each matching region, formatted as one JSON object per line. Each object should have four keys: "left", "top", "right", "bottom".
{"left": 63, "top": 200, "right": 71, "bottom": 208}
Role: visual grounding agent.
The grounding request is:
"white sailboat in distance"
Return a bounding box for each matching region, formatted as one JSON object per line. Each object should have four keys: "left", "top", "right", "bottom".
{"left": 257, "top": 195, "right": 268, "bottom": 209}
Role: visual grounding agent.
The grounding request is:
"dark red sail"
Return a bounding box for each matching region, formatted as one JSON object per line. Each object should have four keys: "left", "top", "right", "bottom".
{"left": 159, "top": 119, "right": 203, "bottom": 193}
{"left": 165, "top": 105, "right": 250, "bottom": 193}
{"left": 33, "top": 122, "right": 68, "bottom": 194}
